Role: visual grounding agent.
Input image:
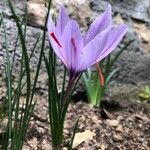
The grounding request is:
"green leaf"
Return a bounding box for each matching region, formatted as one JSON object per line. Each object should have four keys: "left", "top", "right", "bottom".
{"left": 139, "top": 86, "right": 150, "bottom": 100}
{"left": 68, "top": 117, "right": 80, "bottom": 150}
{"left": 82, "top": 40, "right": 134, "bottom": 107}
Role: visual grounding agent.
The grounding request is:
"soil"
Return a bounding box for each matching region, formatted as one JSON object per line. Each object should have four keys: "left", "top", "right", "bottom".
{"left": 22, "top": 91, "right": 150, "bottom": 150}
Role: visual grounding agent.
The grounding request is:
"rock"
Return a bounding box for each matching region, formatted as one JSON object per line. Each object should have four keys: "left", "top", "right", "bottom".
{"left": 117, "top": 115, "right": 124, "bottom": 121}
{"left": 90, "top": 0, "right": 109, "bottom": 13}
{"left": 127, "top": 116, "right": 134, "bottom": 122}
{"left": 113, "top": 134, "right": 123, "bottom": 142}
{"left": 38, "top": 127, "right": 45, "bottom": 134}
{"left": 0, "top": 118, "right": 8, "bottom": 133}
{"left": 114, "top": 51, "right": 150, "bottom": 84}
{"left": 101, "top": 144, "right": 106, "bottom": 150}
{"left": 116, "top": 125, "right": 124, "bottom": 133}
{"left": 27, "top": 1, "right": 47, "bottom": 27}
{"left": 114, "top": 14, "right": 124, "bottom": 25}
{"left": 41, "top": 139, "right": 51, "bottom": 150}
{"left": 114, "top": 146, "right": 121, "bottom": 150}
{"left": 72, "top": 130, "right": 96, "bottom": 148}
{"left": 33, "top": 105, "right": 48, "bottom": 122}
{"left": 63, "top": 129, "right": 69, "bottom": 135}
{"left": 112, "top": 0, "right": 150, "bottom": 22}
{"left": 92, "top": 115, "right": 102, "bottom": 124}
{"left": 90, "top": 0, "right": 150, "bottom": 22}
{"left": 133, "top": 21, "right": 150, "bottom": 52}
{"left": 106, "top": 119, "right": 119, "bottom": 127}
{"left": 0, "top": 0, "right": 26, "bottom": 18}
{"left": 52, "top": 0, "right": 91, "bottom": 31}
{"left": 134, "top": 114, "right": 150, "bottom": 123}
{"left": 27, "top": 137, "right": 38, "bottom": 149}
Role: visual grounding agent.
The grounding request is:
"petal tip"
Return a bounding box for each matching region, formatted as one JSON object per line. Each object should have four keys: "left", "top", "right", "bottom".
{"left": 106, "top": 4, "right": 112, "bottom": 12}
{"left": 59, "top": 5, "right": 68, "bottom": 16}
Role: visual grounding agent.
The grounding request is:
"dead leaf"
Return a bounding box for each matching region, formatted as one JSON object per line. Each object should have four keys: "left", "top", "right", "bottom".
{"left": 73, "top": 130, "right": 95, "bottom": 148}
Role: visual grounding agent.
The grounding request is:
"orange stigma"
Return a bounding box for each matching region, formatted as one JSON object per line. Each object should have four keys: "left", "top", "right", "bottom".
{"left": 50, "top": 32, "right": 62, "bottom": 48}
{"left": 96, "top": 63, "right": 104, "bottom": 86}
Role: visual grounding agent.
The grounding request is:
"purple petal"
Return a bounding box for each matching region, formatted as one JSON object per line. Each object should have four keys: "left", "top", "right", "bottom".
{"left": 62, "top": 20, "right": 83, "bottom": 71}
{"left": 96, "top": 24, "right": 128, "bottom": 62}
{"left": 47, "top": 16, "right": 67, "bottom": 66}
{"left": 77, "top": 27, "right": 111, "bottom": 71}
{"left": 48, "top": 34, "right": 68, "bottom": 67}
{"left": 56, "top": 6, "right": 70, "bottom": 34}
{"left": 84, "top": 4, "right": 112, "bottom": 45}
{"left": 47, "top": 15, "right": 56, "bottom": 33}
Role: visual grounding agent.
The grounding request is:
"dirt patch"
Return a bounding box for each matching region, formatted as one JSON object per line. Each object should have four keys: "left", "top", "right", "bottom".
{"left": 17, "top": 91, "right": 150, "bottom": 150}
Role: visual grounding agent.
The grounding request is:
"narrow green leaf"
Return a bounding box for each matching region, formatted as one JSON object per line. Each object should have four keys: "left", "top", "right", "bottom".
{"left": 68, "top": 117, "right": 80, "bottom": 150}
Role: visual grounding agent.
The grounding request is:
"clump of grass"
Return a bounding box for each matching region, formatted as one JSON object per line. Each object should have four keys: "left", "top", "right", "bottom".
{"left": 0, "top": 0, "right": 51, "bottom": 149}
{"left": 83, "top": 40, "right": 134, "bottom": 107}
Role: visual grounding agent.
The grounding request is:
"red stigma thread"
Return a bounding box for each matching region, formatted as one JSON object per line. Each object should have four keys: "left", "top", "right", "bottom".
{"left": 96, "top": 63, "right": 104, "bottom": 86}
{"left": 71, "top": 38, "right": 77, "bottom": 52}
{"left": 50, "top": 32, "right": 62, "bottom": 48}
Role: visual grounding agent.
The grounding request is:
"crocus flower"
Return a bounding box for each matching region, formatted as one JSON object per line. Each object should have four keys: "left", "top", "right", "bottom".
{"left": 47, "top": 5, "right": 128, "bottom": 81}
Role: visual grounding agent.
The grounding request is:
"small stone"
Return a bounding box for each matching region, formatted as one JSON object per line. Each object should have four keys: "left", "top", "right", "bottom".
{"left": 38, "top": 127, "right": 44, "bottom": 134}
{"left": 41, "top": 139, "right": 51, "bottom": 150}
{"left": 27, "top": 137, "right": 38, "bottom": 149}
{"left": 114, "top": 14, "right": 124, "bottom": 25}
{"left": 0, "top": 118, "right": 8, "bottom": 133}
{"left": 63, "top": 129, "right": 69, "bottom": 135}
{"left": 101, "top": 144, "right": 106, "bottom": 150}
{"left": 133, "top": 22, "right": 150, "bottom": 52}
{"left": 135, "top": 114, "right": 150, "bottom": 123}
{"left": 138, "top": 123, "right": 143, "bottom": 128}
{"left": 92, "top": 115, "right": 102, "bottom": 124}
{"left": 113, "top": 134, "right": 123, "bottom": 142}
{"left": 117, "top": 115, "right": 124, "bottom": 121}
{"left": 80, "top": 115, "right": 86, "bottom": 121}
{"left": 127, "top": 117, "right": 134, "bottom": 122}
{"left": 106, "top": 119, "right": 119, "bottom": 127}
{"left": 116, "top": 125, "right": 124, "bottom": 133}
{"left": 27, "top": 1, "right": 47, "bottom": 27}
{"left": 115, "top": 146, "right": 121, "bottom": 150}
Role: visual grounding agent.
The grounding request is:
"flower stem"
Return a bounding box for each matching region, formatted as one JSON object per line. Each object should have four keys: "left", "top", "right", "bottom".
{"left": 52, "top": 75, "right": 80, "bottom": 150}
{"left": 62, "top": 77, "right": 75, "bottom": 105}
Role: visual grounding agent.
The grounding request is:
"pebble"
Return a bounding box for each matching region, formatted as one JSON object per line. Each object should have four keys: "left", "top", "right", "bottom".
{"left": 113, "top": 134, "right": 123, "bottom": 142}
{"left": 116, "top": 125, "right": 124, "bottom": 133}
{"left": 106, "top": 119, "right": 119, "bottom": 127}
